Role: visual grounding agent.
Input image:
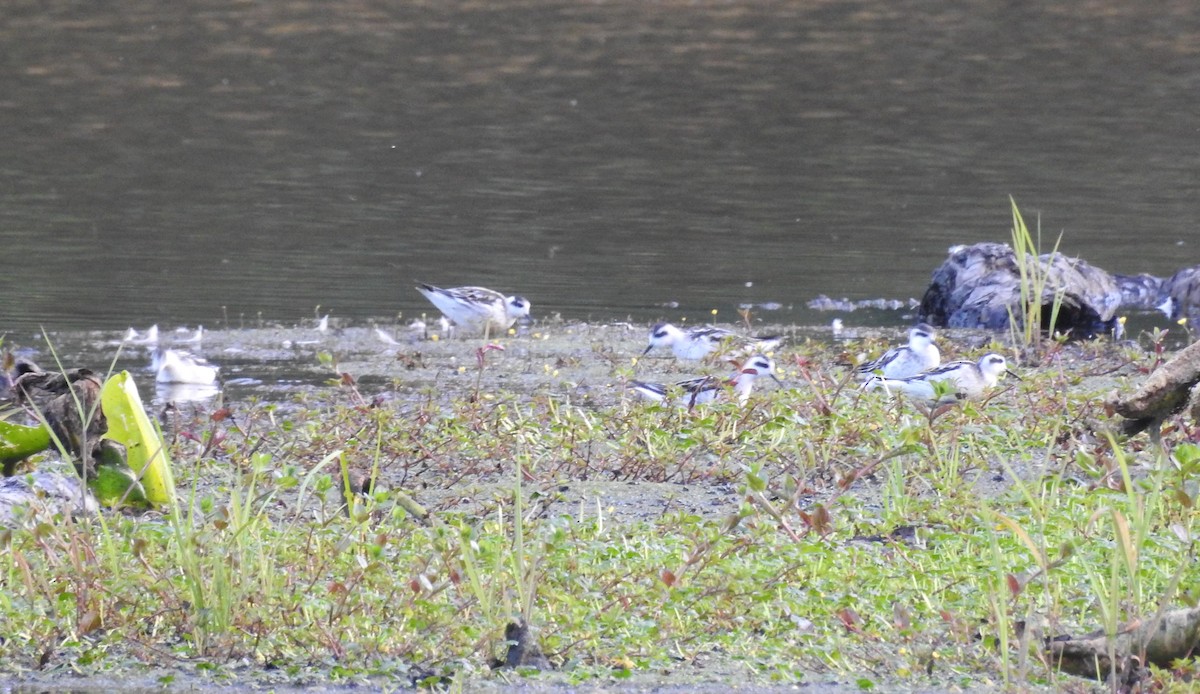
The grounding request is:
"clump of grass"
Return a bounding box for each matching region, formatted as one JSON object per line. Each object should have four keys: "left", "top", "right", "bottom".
{"left": 1007, "top": 196, "right": 1066, "bottom": 353}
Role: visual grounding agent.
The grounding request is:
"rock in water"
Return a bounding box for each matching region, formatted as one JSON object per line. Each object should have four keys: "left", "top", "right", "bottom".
{"left": 1105, "top": 339, "right": 1200, "bottom": 439}
{"left": 1111, "top": 272, "right": 1165, "bottom": 311}
{"left": 917, "top": 242, "right": 1122, "bottom": 336}
{"left": 1160, "top": 265, "right": 1200, "bottom": 321}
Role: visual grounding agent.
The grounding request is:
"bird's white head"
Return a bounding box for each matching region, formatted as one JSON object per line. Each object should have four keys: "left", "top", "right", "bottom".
{"left": 506, "top": 296, "right": 532, "bottom": 320}
{"left": 739, "top": 354, "right": 782, "bottom": 384}
{"left": 978, "top": 353, "right": 1017, "bottom": 383}
{"left": 909, "top": 323, "right": 937, "bottom": 348}
{"left": 643, "top": 323, "right": 684, "bottom": 355}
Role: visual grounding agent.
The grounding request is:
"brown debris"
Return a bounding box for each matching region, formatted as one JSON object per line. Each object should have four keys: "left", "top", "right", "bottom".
{"left": 334, "top": 469, "right": 375, "bottom": 517}
{"left": 498, "top": 620, "right": 551, "bottom": 670}
{"left": 12, "top": 363, "right": 108, "bottom": 477}
{"left": 1049, "top": 606, "right": 1200, "bottom": 682}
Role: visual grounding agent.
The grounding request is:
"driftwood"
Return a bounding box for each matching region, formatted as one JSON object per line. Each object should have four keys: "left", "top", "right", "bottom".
{"left": 1049, "top": 607, "right": 1200, "bottom": 680}
{"left": 1105, "top": 339, "right": 1200, "bottom": 438}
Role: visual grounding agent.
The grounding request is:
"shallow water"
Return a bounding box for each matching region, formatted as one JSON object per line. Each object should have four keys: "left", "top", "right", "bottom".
{"left": 12, "top": 320, "right": 858, "bottom": 411}
{"left": 3, "top": 1, "right": 1199, "bottom": 333}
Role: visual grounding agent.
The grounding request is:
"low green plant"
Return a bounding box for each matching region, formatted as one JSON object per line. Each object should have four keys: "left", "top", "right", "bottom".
{"left": 4, "top": 321, "right": 1200, "bottom": 691}
{"left": 447, "top": 444, "right": 548, "bottom": 674}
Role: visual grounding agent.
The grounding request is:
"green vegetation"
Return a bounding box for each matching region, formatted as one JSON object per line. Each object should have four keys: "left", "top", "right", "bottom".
{"left": 0, "top": 326, "right": 1196, "bottom": 691}
{"left": 99, "top": 371, "right": 176, "bottom": 505}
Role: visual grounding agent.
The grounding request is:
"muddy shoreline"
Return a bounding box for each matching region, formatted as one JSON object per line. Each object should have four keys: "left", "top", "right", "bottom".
{"left": 0, "top": 320, "right": 1164, "bottom": 693}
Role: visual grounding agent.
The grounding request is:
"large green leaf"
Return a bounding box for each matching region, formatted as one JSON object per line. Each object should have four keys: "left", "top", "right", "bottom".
{"left": 0, "top": 418, "right": 52, "bottom": 473}
{"left": 91, "top": 455, "right": 149, "bottom": 508}
{"left": 100, "top": 371, "right": 176, "bottom": 506}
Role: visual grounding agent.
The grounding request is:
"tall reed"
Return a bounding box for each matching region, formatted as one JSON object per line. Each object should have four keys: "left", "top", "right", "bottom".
{"left": 1007, "top": 197, "right": 1065, "bottom": 351}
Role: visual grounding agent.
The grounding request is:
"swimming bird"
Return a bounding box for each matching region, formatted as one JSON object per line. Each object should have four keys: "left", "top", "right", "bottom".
{"left": 122, "top": 325, "right": 159, "bottom": 345}
{"left": 152, "top": 348, "right": 219, "bottom": 385}
{"left": 415, "top": 283, "right": 530, "bottom": 337}
{"left": 864, "top": 353, "right": 1016, "bottom": 405}
{"left": 177, "top": 326, "right": 204, "bottom": 344}
{"left": 641, "top": 323, "right": 783, "bottom": 361}
{"left": 855, "top": 323, "right": 941, "bottom": 380}
{"left": 630, "top": 354, "right": 782, "bottom": 407}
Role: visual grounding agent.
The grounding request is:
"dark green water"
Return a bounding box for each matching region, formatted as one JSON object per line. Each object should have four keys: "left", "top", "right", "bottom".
{"left": 2, "top": 0, "right": 1198, "bottom": 332}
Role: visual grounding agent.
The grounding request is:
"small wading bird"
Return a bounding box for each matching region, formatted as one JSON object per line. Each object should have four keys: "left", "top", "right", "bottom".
{"left": 854, "top": 323, "right": 940, "bottom": 380}
{"left": 864, "top": 353, "right": 1017, "bottom": 406}
{"left": 415, "top": 283, "right": 531, "bottom": 337}
{"left": 152, "top": 348, "right": 219, "bottom": 385}
{"left": 630, "top": 354, "right": 782, "bottom": 407}
{"left": 642, "top": 323, "right": 783, "bottom": 361}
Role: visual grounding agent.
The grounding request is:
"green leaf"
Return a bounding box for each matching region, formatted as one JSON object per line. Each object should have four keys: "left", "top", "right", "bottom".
{"left": 91, "top": 463, "right": 148, "bottom": 508}
{"left": 930, "top": 378, "right": 957, "bottom": 403}
{"left": 0, "top": 418, "right": 52, "bottom": 471}
{"left": 1173, "top": 442, "right": 1200, "bottom": 472}
{"left": 100, "top": 371, "right": 176, "bottom": 506}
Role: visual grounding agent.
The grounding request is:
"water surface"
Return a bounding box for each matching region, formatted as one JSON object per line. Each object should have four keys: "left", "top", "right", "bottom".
{"left": 2, "top": 0, "right": 1198, "bottom": 332}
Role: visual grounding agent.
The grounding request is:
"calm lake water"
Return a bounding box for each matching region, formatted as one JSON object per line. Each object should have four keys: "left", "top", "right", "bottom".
{"left": 3, "top": 0, "right": 1199, "bottom": 333}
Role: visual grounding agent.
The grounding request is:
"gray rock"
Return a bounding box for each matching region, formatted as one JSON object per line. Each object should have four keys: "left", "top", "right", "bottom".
{"left": 1160, "top": 266, "right": 1200, "bottom": 320}
{"left": 0, "top": 471, "right": 97, "bottom": 528}
{"left": 1112, "top": 272, "right": 1166, "bottom": 311}
{"left": 918, "top": 242, "right": 1122, "bottom": 335}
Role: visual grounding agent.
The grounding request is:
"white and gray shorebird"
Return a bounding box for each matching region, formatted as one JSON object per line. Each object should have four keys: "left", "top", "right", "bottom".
{"left": 630, "top": 354, "right": 782, "bottom": 407}
{"left": 855, "top": 323, "right": 940, "bottom": 380}
{"left": 864, "top": 353, "right": 1017, "bottom": 405}
{"left": 152, "top": 348, "right": 220, "bottom": 385}
{"left": 642, "top": 323, "right": 783, "bottom": 361}
{"left": 415, "top": 283, "right": 531, "bottom": 337}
